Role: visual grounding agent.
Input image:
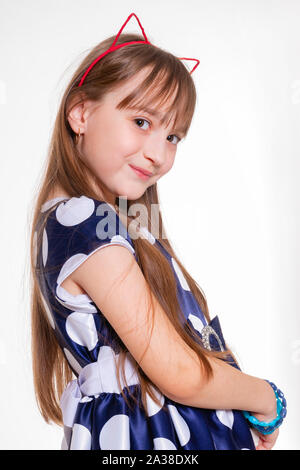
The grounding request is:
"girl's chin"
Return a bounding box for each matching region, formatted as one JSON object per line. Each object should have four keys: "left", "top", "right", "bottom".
{"left": 116, "top": 188, "right": 149, "bottom": 202}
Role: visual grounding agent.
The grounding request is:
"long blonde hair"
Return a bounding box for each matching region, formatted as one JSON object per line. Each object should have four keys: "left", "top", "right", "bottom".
{"left": 29, "top": 32, "right": 239, "bottom": 426}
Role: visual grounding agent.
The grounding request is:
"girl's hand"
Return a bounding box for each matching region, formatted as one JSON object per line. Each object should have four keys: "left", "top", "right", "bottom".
{"left": 253, "top": 427, "right": 279, "bottom": 450}
{"left": 251, "top": 405, "right": 280, "bottom": 450}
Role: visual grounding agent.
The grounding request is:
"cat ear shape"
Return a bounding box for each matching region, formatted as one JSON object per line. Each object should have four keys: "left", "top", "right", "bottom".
{"left": 111, "top": 12, "right": 150, "bottom": 47}
{"left": 177, "top": 57, "right": 200, "bottom": 74}
{"left": 78, "top": 12, "right": 200, "bottom": 86}
{"left": 78, "top": 13, "right": 149, "bottom": 86}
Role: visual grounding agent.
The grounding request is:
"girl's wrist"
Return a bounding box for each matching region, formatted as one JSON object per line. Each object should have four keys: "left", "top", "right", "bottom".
{"left": 252, "top": 408, "right": 277, "bottom": 425}
{"left": 242, "top": 380, "right": 287, "bottom": 435}
{"left": 262, "top": 380, "right": 278, "bottom": 418}
{"left": 251, "top": 377, "right": 277, "bottom": 416}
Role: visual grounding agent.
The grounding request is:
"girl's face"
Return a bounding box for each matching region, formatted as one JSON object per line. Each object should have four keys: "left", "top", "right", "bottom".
{"left": 68, "top": 67, "right": 183, "bottom": 205}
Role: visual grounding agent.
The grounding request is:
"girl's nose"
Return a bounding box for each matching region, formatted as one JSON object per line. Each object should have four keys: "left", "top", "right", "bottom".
{"left": 143, "top": 145, "right": 165, "bottom": 169}
{"left": 143, "top": 153, "right": 162, "bottom": 173}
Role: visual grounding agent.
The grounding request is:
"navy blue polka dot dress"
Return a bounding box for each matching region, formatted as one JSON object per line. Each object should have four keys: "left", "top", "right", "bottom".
{"left": 35, "top": 195, "right": 256, "bottom": 450}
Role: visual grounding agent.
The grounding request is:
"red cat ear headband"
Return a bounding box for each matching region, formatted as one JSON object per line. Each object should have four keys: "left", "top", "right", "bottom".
{"left": 77, "top": 12, "right": 200, "bottom": 87}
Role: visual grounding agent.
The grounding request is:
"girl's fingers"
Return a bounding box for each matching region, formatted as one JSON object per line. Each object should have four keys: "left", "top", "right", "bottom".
{"left": 256, "top": 444, "right": 267, "bottom": 450}
{"left": 255, "top": 428, "right": 279, "bottom": 450}
{"left": 256, "top": 436, "right": 267, "bottom": 450}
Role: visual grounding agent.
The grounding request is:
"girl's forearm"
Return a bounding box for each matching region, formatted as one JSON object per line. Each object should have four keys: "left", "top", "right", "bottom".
{"left": 170, "top": 355, "right": 276, "bottom": 416}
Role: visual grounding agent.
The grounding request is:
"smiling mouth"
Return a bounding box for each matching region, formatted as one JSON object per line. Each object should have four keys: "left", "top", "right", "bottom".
{"left": 129, "top": 165, "right": 153, "bottom": 180}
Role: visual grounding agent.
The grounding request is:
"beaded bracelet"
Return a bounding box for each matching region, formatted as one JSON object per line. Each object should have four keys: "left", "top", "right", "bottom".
{"left": 242, "top": 380, "right": 287, "bottom": 435}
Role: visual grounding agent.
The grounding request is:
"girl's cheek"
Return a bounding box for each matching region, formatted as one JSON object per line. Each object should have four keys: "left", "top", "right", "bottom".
{"left": 165, "top": 154, "right": 176, "bottom": 172}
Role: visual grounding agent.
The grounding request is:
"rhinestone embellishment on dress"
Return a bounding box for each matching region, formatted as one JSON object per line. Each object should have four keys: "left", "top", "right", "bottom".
{"left": 201, "top": 325, "right": 225, "bottom": 352}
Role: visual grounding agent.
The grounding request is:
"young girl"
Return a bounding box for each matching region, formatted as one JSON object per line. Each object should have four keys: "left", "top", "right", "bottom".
{"left": 30, "top": 12, "right": 287, "bottom": 450}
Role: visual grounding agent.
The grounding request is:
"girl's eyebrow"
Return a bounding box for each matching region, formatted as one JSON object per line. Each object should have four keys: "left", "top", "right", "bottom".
{"left": 128, "top": 105, "right": 186, "bottom": 136}
{"left": 127, "top": 105, "right": 162, "bottom": 119}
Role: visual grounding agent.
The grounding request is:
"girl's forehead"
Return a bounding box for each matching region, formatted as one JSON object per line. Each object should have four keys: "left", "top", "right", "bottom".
{"left": 109, "top": 69, "right": 178, "bottom": 116}
{"left": 109, "top": 67, "right": 154, "bottom": 100}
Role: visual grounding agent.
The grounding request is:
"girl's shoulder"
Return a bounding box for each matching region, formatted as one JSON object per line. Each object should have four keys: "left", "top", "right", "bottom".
{"left": 36, "top": 195, "right": 139, "bottom": 295}
{"left": 41, "top": 194, "right": 136, "bottom": 254}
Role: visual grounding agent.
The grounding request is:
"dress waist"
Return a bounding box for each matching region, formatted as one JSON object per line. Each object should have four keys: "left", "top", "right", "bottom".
{"left": 60, "top": 346, "right": 140, "bottom": 428}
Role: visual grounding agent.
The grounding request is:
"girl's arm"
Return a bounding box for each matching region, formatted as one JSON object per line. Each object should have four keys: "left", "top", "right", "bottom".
{"left": 168, "top": 353, "right": 277, "bottom": 418}
{"left": 70, "top": 245, "right": 277, "bottom": 420}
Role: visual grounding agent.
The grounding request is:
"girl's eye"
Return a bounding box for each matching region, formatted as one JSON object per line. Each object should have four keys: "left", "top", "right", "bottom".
{"left": 134, "top": 118, "right": 150, "bottom": 130}
{"left": 134, "top": 118, "right": 181, "bottom": 145}
{"left": 167, "top": 135, "right": 181, "bottom": 145}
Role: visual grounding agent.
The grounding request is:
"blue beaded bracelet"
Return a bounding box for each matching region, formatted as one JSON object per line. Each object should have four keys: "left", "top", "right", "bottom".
{"left": 242, "top": 380, "right": 287, "bottom": 435}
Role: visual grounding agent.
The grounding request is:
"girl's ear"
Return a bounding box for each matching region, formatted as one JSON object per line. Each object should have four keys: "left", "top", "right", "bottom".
{"left": 67, "top": 100, "right": 87, "bottom": 134}
{"left": 67, "top": 98, "right": 101, "bottom": 134}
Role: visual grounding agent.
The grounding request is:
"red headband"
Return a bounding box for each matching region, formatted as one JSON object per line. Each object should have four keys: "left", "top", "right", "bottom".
{"left": 77, "top": 12, "right": 200, "bottom": 87}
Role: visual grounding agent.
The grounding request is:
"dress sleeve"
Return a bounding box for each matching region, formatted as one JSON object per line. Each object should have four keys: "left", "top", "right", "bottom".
{"left": 41, "top": 196, "right": 137, "bottom": 301}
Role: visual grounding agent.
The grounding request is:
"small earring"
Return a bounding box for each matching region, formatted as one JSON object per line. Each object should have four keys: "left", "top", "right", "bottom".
{"left": 75, "top": 128, "right": 82, "bottom": 145}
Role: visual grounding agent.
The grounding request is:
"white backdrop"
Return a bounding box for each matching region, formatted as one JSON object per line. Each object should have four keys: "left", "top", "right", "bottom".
{"left": 0, "top": 0, "right": 299, "bottom": 450}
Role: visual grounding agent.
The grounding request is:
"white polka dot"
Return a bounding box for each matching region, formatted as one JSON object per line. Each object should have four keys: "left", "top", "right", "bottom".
{"left": 145, "top": 386, "right": 165, "bottom": 417}
{"left": 42, "top": 228, "right": 48, "bottom": 267}
{"left": 171, "top": 258, "right": 190, "bottom": 290}
{"left": 65, "top": 311, "right": 98, "bottom": 351}
{"left": 99, "top": 414, "right": 130, "bottom": 449}
{"left": 63, "top": 348, "right": 82, "bottom": 375}
{"left": 153, "top": 437, "right": 177, "bottom": 450}
{"left": 80, "top": 396, "right": 93, "bottom": 403}
{"left": 188, "top": 313, "right": 205, "bottom": 333}
{"left": 40, "top": 293, "right": 55, "bottom": 329}
{"left": 216, "top": 409, "right": 234, "bottom": 429}
{"left": 33, "top": 230, "right": 37, "bottom": 268}
{"left": 167, "top": 404, "right": 191, "bottom": 446}
{"left": 70, "top": 423, "right": 91, "bottom": 450}
{"left": 56, "top": 196, "right": 95, "bottom": 226}
{"left": 110, "top": 235, "right": 135, "bottom": 254}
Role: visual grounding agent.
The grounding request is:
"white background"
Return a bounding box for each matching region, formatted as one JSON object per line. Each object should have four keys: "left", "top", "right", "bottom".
{"left": 0, "top": 0, "right": 299, "bottom": 450}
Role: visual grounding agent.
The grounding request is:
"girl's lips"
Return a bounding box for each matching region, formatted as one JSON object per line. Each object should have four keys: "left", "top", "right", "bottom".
{"left": 129, "top": 164, "right": 152, "bottom": 180}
